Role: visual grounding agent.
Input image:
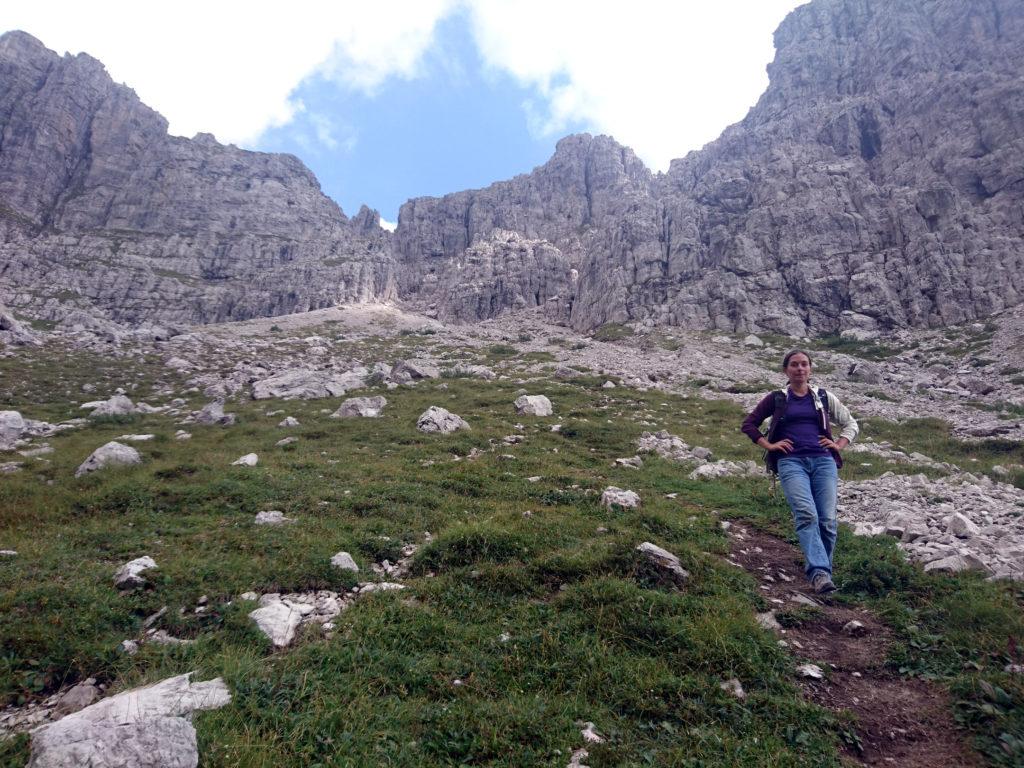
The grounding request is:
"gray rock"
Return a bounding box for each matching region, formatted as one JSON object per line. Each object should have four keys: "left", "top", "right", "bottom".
{"left": 330, "top": 551, "right": 359, "bottom": 572}
{"left": 390, "top": 360, "right": 440, "bottom": 383}
{"left": 254, "top": 510, "right": 292, "bottom": 526}
{"left": 601, "top": 487, "right": 640, "bottom": 509}
{"left": 232, "top": 453, "right": 258, "bottom": 467}
{"left": 27, "top": 673, "right": 230, "bottom": 768}
{"left": 75, "top": 441, "right": 142, "bottom": 477}
{"left": 0, "top": 409, "right": 26, "bottom": 449}
{"left": 924, "top": 554, "right": 970, "bottom": 574}
{"left": 277, "top": 416, "right": 300, "bottom": 428}
{"left": 88, "top": 395, "right": 137, "bottom": 418}
{"left": 946, "top": 512, "right": 980, "bottom": 538}
{"left": 719, "top": 678, "right": 746, "bottom": 700}
{"left": 331, "top": 396, "right": 387, "bottom": 418}
{"left": 252, "top": 368, "right": 368, "bottom": 400}
{"left": 194, "top": 400, "right": 235, "bottom": 426}
{"left": 53, "top": 680, "right": 101, "bottom": 718}
{"left": 416, "top": 406, "right": 469, "bottom": 433}
{"left": 249, "top": 600, "right": 304, "bottom": 648}
{"left": 514, "top": 394, "right": 553, "bottom": 417}
{"left": 113, "top": 556, "right": 156, "bottom": 590}
{"left": 635, "top": 542, "right": 690, "bottom": 583}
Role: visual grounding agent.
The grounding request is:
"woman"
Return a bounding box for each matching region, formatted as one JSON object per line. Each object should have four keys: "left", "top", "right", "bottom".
{"left": 740, "top": 350, "right": 859, "bottom": 594}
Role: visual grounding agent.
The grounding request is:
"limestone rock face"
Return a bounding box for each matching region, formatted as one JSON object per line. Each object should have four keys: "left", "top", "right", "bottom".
{"left": 395, "top": 0, "right": 1024, "bottom": 335}
{"left": 5, "top": 1, "right": 1024, "bottom": 335}
{"left": 0, "top": 31, "right": 394, "bottom": 328}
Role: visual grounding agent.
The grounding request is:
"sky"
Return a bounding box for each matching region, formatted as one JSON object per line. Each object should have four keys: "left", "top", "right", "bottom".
{"left": 3, "top": 1, "right": 804, "bottom": 227}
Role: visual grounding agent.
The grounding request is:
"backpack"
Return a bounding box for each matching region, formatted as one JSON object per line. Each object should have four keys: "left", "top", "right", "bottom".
{"left": 762, "top": 387, "right": 830, "bottom": 475}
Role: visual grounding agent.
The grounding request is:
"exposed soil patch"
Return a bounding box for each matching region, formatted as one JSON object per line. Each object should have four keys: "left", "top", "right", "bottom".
{"left": 728, "top": 523, "right": 983, "bottom": 767}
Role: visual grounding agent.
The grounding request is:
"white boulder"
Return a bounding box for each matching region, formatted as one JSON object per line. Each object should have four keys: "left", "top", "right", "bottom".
{"left": 417, "top": 406, "right": 470, "bottom": 433}
{"left": 254, "top": 511, "right": 293, "bottom": 526}
{"left": 27, "top": 673, "right": 231, "bottom": 768}
{"left": 330, "top": 552, "right": 360, "bottom": 572}
{"left": 249, "top": 600, "right": 304, "bottom": 648}
{"left": 232, "top": 453, "right": 258, "bottom": 467}
{"left": 88, "top": 395, "right": 138, "bottom": 418}
{"left": 601, "top": 487, "right": 640, "bottom": 509}
{"left": 113, "top": 556, "right": 157, "bottom": 590}
{"left": 75, "top": 441, "right": 142, "bottom": 477}
{"left": 636, "top": 542, "right": 689, "bottom": 583}
{"left": 514, "top": 395, "right": 553, "bottom": 417}
{"left": 332, "top": 396, "right": 387, "bottom": 419}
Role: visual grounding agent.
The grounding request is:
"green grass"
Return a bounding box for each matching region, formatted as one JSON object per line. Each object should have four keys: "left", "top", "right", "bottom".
{"left": 0, "top": 342, "right": 1022, "bottom": 766}
{"left": 591, "top": 323, "right": 632, "bottom": 342}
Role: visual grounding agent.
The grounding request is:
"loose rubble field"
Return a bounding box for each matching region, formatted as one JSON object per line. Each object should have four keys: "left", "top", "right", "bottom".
{"left": 1, "top": 304, "right": 1023, "bottom": 766}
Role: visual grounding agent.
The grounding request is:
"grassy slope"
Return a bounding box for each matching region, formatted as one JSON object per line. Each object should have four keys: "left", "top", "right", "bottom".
{"left": 0, "top": 341, "right": 1022, "bottom": 766}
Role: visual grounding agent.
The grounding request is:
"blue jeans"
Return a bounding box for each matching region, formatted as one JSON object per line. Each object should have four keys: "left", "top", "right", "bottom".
{"left": 777, "top": 456, "right": 838, "bottom": 578}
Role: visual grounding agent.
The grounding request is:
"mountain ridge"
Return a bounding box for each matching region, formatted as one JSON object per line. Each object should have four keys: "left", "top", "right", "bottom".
{"left": 1, "top": 0, "right": 1023, "bottom": 335}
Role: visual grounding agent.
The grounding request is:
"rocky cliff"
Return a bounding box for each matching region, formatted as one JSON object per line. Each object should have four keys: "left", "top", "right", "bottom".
{"left": 0, "top": 31, "right": 394, "bottom": 327}
{"left": 396, "top": 0, "right": 1024, "bottom": 335}
{"left": 2, "top": 0, "right": 1022, "bottom": 336}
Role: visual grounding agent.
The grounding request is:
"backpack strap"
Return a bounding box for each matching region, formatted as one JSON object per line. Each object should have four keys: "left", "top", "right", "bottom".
{"left": 763, "top": 390, "right": 788, "bottom": 476}
{"left": 815, "top": 387, "right": 830, "bottom": 434}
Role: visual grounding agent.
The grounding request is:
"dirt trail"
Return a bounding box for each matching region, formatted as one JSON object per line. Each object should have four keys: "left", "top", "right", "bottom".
{"left": 728, "top": 523, "right": 982, "bottom": 767}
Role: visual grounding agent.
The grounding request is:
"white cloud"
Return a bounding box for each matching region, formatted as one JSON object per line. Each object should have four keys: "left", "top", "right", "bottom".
{"left": 3, "top": 0, "right": 804, "bottom": 169}
{"left": 379, "top": 218, "right": 398, "bottom": 232}
{"left": 2, "top": 0, "right": 455, "bottom": 145}
{"left": 464, "top": 0, "right": 804, "bottom": 170}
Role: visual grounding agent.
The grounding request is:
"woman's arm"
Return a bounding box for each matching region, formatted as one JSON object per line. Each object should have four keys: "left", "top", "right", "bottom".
{"left": 741, "top": 393, "right": 793, "bottom": 452}
{"left": 740, "top": 393, "right": 776, "bottom": 443}
{"left": 826, "top": 391, "right": 859, "bottom": 444}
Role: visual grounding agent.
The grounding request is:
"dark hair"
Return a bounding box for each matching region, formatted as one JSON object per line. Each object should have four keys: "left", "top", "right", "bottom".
{"left": 782, "top": 349, "right": 812, "bottom": 369}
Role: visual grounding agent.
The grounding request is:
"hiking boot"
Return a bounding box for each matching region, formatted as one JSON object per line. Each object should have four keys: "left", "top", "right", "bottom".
{"left": 810, "top": 571, "right": 837, "bottom": 594}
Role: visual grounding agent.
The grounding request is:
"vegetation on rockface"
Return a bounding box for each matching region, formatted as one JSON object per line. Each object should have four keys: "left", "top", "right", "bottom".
{"left": 0, "top": 344, "right": 1022, "bottom": 766}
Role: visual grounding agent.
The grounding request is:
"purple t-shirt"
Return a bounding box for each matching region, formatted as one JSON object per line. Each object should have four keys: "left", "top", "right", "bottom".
{"left": 779, "top": 392, "right": 828, "bottom": 457}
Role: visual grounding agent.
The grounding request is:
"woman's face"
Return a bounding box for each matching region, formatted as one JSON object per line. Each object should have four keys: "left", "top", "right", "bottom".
{"left": 784, "top": 353, "right": 812, "bottom": 387}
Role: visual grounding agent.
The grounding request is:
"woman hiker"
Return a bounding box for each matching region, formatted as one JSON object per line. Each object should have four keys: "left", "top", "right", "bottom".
{"left": 740, "top": 350, "right": 859, "bottom": 594}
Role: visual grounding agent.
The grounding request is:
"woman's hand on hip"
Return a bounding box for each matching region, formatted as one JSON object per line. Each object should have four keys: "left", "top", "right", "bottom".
{"left": 819, "top": 437, "right": 848, "bottom": 451}
{"left": 768, "top": 439, "right": 794, "bottom": 453}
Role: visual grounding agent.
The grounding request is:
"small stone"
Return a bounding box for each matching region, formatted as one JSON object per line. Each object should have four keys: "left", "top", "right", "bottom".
{"left": 796, "top": 663, "right": 824, "bottom": 679}
{"left": 945, "top": 512, "right": 980, "bottom": 539}
{"left": 119, "top": 639, "right": 139, "bottom": 655}
{"left": 331, "top": 551, "right": 359, "bottom": 572}
{"left": 75, "top": 441, "right": 142, "bottom": 477}
{"left": 756, "top": 612, "right": 782, "bottom": 631}
{"left": 636, "top": 542, "right": 690, "bottom": 583}
{"left": 232, "top": 453, "right": 258, "bottom": 466}
{"left": 113, "top": 556, "right": 157, "bottom": 590}
{"left": 332, "top": 396, "right": 387, "bottom": 418}
{"left": 719, "top": 678, "right": 746, "bottom": 700}
{"left": 254, "top": 510, "right": 293, "bottom": 526}
{"left": 842, "top": 620, "right": 867, "bottom": 636}
{"left": 579, "top": 722, "right": 605, "bottom": 744}
{"left": 53, "top": 680, "right": 100, "bottom": 717}
{"left": 278, "top": 416, "right": 300, "bottom": 428}
{"left": 601, "top": 381, "right": 616, "bottom": 389}
{"left": 416, "top": 406, "right": 470, "bottom": 433}
{"left": 514, "top": 395, "right": 553, "bottom": 417}
{"left": 276, "top": 436, "right": 298, "bottom": 446}
{"left": 601, "top": 486, "right": 640, "bottom": 509}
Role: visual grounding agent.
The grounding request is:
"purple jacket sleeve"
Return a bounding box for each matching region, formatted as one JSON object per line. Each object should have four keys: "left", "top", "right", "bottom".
{"left": 741, "top": 393, "right": 775, "bottom": 444}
